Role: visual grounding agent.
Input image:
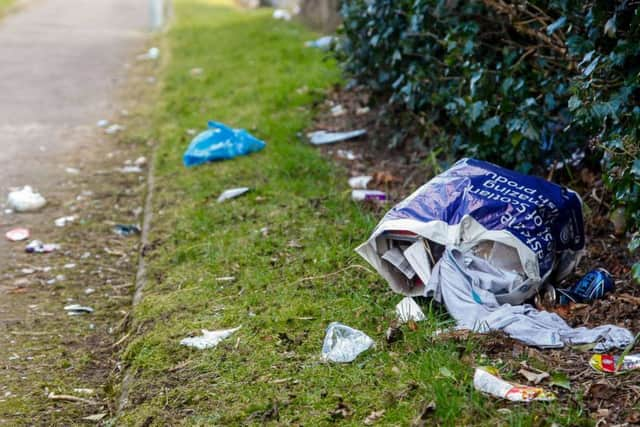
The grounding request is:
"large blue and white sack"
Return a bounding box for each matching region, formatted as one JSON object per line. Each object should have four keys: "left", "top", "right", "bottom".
{"left": 358, "top": 158, "right": 634, "bottom": 350}
{"left": 356, "top": 158, "right": 585, "bottom": 305}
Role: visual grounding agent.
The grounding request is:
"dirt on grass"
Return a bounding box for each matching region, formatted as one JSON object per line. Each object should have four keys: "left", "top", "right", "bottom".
{"left": 311, "top": 84, "right": 640, "bottom": 425}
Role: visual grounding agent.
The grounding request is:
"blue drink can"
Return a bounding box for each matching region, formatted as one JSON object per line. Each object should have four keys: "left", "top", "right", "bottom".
{"left": 558, "top": 268, "right": 614, "bottom": 305}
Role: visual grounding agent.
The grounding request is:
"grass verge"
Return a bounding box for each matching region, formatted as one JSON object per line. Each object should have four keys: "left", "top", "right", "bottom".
{"left": 117, "top": 1, "right": 590, "bottom": 425}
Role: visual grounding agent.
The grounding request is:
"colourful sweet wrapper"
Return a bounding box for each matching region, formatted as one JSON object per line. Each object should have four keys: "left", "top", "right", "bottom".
{"left": 473, "top": 367, "right": 556, "bottom": 402}
{"left": 590, "top": 354, "right": 640, "bottom": 373}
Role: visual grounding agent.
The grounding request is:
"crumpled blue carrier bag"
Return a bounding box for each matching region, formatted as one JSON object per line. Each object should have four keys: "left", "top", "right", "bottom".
{"left": 357, "top": 158, "right": 585, "bottom": 305}
{"left": 183, "top": 121, "right": 266, "bottom": 167}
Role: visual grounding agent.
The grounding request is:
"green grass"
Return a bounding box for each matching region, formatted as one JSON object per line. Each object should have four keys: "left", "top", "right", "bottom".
{"left": 117, "top": 1, "right": 591, "bottom": 425}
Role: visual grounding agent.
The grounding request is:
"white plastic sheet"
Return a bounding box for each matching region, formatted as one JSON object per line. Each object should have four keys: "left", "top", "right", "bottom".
{"left": 321, "top": 322, "right": 374, "bottom": 363}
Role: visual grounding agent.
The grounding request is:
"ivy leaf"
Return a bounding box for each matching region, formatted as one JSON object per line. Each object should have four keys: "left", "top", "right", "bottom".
{"left": 479, "top": 116, "right": 500, "bottom": 136}
{"left": 470, "top": 70, "right": 483, "bottom": 97}
{"left": 631, "top": 159, "right": 640, "bottom": 177}
{"left": 604, "top": 16, "right": 617, "bottom": 38}
{"left": 583, "top": 56, "right": 600, "bottom": 76}
{"left": 632, "top": 263, "right": 640, "bottom": 284}
{"left": 568, "top": 95, "right": 582, "bottom": 111}
{"left": 629, "top": 233, "right": 640, "bottom": 252}
{"left": 546, "top": 16, "right": 567, "bottom": 35}
{"left": 469, "top": 101, "right": 487, "bottom": 122}
{"left": 550, "top": 372, "right": 571, "bottom": 390}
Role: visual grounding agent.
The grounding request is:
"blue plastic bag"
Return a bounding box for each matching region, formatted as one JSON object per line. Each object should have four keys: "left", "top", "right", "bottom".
{"left": 183, "top": 121, "right": 266, "bottom": 167}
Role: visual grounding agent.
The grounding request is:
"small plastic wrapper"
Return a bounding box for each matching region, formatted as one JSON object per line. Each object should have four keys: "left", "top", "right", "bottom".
{"left": 590, "top": 353, "right": 640, "bottom": 373}
{"left": 473, "top": 367, "right": 555, "bottom": 402}
{"left": 180, "top": 326, "right": 241, "bottom": 350}
{"left": 321, "top": 322, "right": 374, "bottom": 363}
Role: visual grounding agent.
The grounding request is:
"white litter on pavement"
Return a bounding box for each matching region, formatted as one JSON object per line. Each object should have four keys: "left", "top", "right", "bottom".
{"left": 7, "top": 186, "right": 47, "bottom": 212}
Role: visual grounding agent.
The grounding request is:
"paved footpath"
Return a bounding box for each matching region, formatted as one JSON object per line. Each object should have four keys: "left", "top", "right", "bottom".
{"left": 0, "top": 0, "right": 149, "bottom": 423}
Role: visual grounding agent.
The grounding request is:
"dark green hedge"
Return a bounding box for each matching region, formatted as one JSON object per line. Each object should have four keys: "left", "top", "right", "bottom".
{"left": 338, "top": 0, "right": 640, "bottom": 279}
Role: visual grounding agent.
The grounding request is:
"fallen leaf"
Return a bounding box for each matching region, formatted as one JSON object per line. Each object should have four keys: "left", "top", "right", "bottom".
{"left": 364, "top": 409, "right": 385, "bottom": 425}
{"left": 438, "top": 367, "right": 455, "bottom": 380}
{"left": 519, "top": 368, "right": 549, "bottom": 385}
{"left": 550, "top": 372, "right": 571, "bottom": 390}
{"left": 587, "top": 381, "right": 615, "bottom": 400}
{"left": 83, "top": 413, "right": 107, "bottom": 422}
{"left": 372, "top": 171, "right": 402, "bottom": 186}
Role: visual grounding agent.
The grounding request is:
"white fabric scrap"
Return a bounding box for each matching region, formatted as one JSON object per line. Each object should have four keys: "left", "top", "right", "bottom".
{"left": 426, "top": 249, "right": 633, "bottom": 351}
{"left": 180, "top": 326, "right": 241, "bottom": 350}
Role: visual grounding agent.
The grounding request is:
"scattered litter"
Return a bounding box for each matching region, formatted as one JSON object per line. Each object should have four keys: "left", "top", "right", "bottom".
{"left": 96, "top": 119, "right": 109, "bottom": 128}
{"left": 558, "top": 268, "right": 614, "bottom": 305}
{"left": 215, "top": 276, "right": 236, "bottom": 282}
{"left": 119, "top": 165, "right": 143, "bottom": 174}
{"left": 356, "top": 106, "right": 371, "bottom": 115}
{"left": 260, "top": 226, "right": 269, "bottom": 237}
{"left": 73, "top": 388, "right": 95, "bottom": 395}
{"left": 134, "top": 156, "right": 147, "bottom": 167}
{"left": 180, "top": 326, "right": 241, "bottom": 350}
{"left": 5, "top": 228, "right": 30, "bottom": 242}
{"left": 351, "top": 189, "right": 387, "bottom": 202}
{"left": 217, "top": 187, "right": 250, "bottom": 203}
{"left": 518, "top": 367, "right": 549, "bottom": 384}
{"left": 113, "top": 224, "right": 141, "bottom": 237}
{"left": 85, "top": 288, "right": 96, "bottom": 295}
{"left": 357, "top": 158, "right": 634, "bottom": 351}
{"left": 336, "top": 149, "right": 359, "bottom": 160}
{"left": 47, "top": 392, "right": 98, "bottom": 405}
{"left": 348, "top": 175, "right": 372, "bottom": 189}
{"left": 395, "top": 297, "right": 426, "bottom": 323}
{"left": 330, "top": 104, "right": 346, "bottom": 116}
{"left": 307, "top": 129, "right": 367, "bottom": 145}
{"left": 190, "top": 67, "right": 204, "bottom": 77}
{"left": 186, "top": 128, "right": 197, "bottom": 136}
{"left": 25, "top": 240, "right": 60, "bottom": 253}
{"left": 590, "top": 353, "right": 640, "bottom": 373}
{"left": 137, "top": 46, "right": 160, "bottom": 60}
{"left": 64, "top": 304, "right": 94, "bottom": 316}
{"left": 83, "top": 413, "right": 107, "bottom": 422}
{"left": 54, "top": 215, "right": 77, "bottom": 227}
{"left": 65, "top": 167, "right": 80, "bottom": 174}
{"left": 272, "top": 9, "right": 291, "bottom": 20}
{"left": 7, "top": 186, "right": 47, "bottom": 212}
{"left": 105, "top": 124, "right": 124, "bottom": 135}
{"left": 321, "top": 322, "right": 374, "bottom": 363}
{"left": 183, "top": 121, "right": 266, "bottom": 167}
{"left": 64, "top": 263, "right": 76, "bottom": 269}
{"left": 287, "top": 239, "right": 303, "bottom": 248}
{"left": 305, "top": 35, "right": 335, "bottom": 50}
{"left": 473, "top": 367, "right": 555, "bottom": 402}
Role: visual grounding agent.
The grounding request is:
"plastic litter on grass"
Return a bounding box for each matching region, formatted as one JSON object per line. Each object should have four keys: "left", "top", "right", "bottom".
{"left": 180, "top": 326, "right": 241, "bottom": 350}
{"left": 307, "top": 129, "right": 366, "bottom": 145}
{"left": 321, "top": 322, "right": 374, "bottom": 363}
{"left": 473, "top": 367, "right": 556, "bottom": 402}
{"left": 217, "top": 187, "right": 250, "bottom": 203}
{"left": 357, "top": 158, "right": 633, "bottom": 350}
{"left": 183, "top": 121, "right": 266, "bottom": 167}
